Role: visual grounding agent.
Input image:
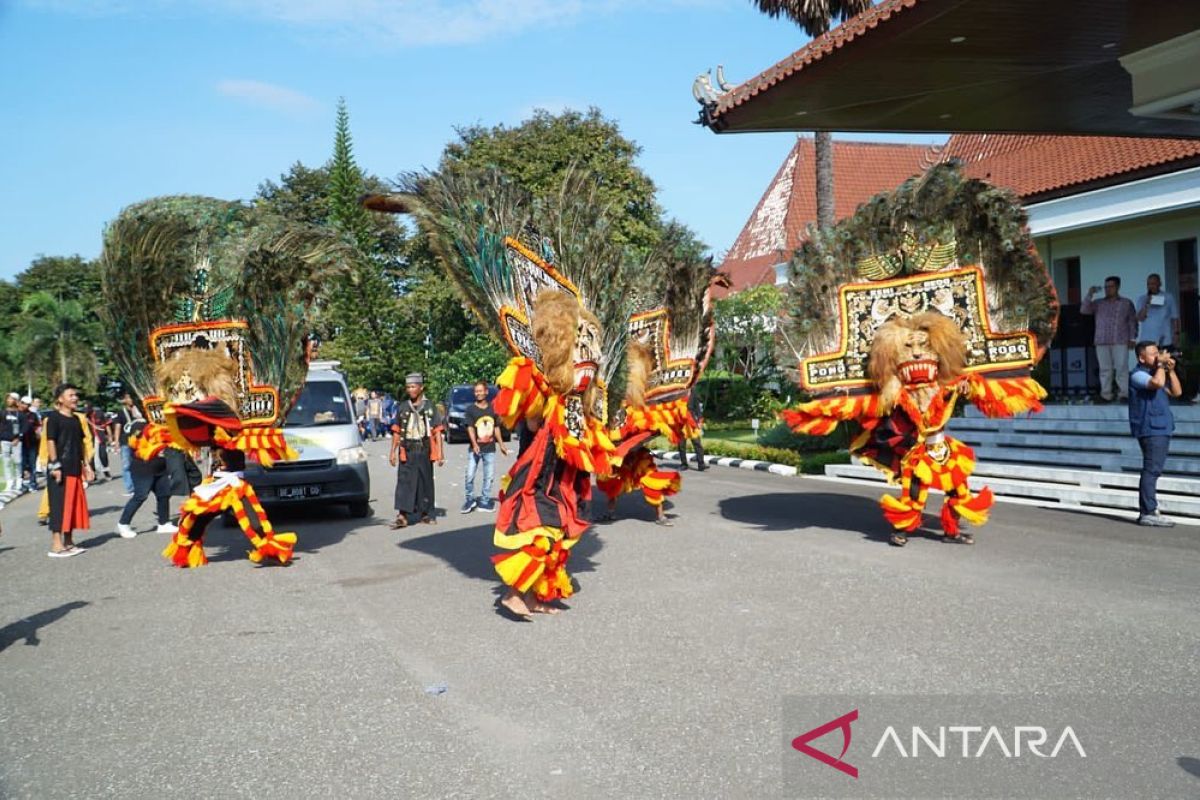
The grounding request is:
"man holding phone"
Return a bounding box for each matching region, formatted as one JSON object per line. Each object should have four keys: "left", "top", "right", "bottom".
{"left": 1081, "top": 276, "right": 1138, "bottom": 403}
{"left": 1134, "top": 273, "right": 1179, "bottom": 348}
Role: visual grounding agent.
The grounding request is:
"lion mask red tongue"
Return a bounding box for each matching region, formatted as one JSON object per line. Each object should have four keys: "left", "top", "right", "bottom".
{"left": 899, "top": 359, "right": 939, "bottom": 385}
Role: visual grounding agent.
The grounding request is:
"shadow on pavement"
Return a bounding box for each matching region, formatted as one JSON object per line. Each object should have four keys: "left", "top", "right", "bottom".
{"left": 719, "top": 492, "right": 900, "bottom": 544}
{"left": 0, "top": 600, "right": 89, "bottom": 651}
{"left": 78, "top": 531, "right": 120, "bottom": 550}
{"left": 201, "top": 502, "right": 362, "bottom": 562}
{"left": 1178, "top": 756, "right": 1200, "bottom": 779}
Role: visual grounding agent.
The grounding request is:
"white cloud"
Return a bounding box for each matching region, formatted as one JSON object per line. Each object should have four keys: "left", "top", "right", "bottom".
{"left": 215, "top": 79, "right": 321, "bottom": 114}
{"left": 27, "top": 0, "right": 718, "bottom": 47}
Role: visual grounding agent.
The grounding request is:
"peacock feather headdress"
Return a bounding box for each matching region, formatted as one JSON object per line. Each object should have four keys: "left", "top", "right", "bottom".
{"left": 98, "top": 195, "right": 352, "bottom": 423}
{"left": 777, "top": 163, "right": 1059, "bottom": 393}
{"left": 366, "top": 166, "right": 646, "bottom": 412}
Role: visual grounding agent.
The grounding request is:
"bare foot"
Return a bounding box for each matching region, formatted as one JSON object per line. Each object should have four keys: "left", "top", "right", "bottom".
{"left": 531, "top": 602, "right": 561, "bottom": 615}
{"left": 500, "top": 591, "right": 531, "bottom": 618}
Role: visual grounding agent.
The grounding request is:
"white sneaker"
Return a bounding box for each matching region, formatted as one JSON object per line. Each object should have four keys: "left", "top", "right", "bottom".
{"left": 155, "top": 522, "right": 179, "bottom": 534}
{"left": 116, "top": 523, "right": 137, "bottom": 539}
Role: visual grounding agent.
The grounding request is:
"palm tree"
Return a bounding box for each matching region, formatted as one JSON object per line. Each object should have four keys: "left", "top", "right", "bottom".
{"left": 751, "top": 0, "right": 874, "bottom": 230}
{"left": 13, "top": 291, "right": 102, "bottom": 388}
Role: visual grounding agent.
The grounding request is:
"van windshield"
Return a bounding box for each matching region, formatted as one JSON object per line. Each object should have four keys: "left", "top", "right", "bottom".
{"left": 285, "top": 380, "right": 354, "bottom": 427}
{"left": 450, "top": 387, "right": 475, "bottom": 406}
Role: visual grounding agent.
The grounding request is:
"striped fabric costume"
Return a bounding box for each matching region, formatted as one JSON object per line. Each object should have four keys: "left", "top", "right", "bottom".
{"left": 777, "top": 164, "right": 1057, "bottom": 546}
{"left": 97, "top": 194, "right": 350, "bottom": 568}
{"left": 364, "top": 168, "right": 659, "bottom": 616}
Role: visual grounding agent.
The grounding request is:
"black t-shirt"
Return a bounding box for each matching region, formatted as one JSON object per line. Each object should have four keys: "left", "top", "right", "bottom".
{"left": 1, "top": 409, "right": 18, "bottom": 442}
{"left": 465, "top": 402, "right": 500, "bottom": 454}
{"left": 46, "top": 411, "right": 85, "bottom": 477}
{"left": 20, "top": 411, "right": 40, "bottom": 444}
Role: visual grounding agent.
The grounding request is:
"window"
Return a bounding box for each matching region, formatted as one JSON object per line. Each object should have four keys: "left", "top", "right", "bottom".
{"left": 284, "top": 380, "right": 353, "bottom": 427}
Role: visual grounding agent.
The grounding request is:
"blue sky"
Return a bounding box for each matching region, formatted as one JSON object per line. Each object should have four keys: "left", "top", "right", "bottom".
{"left": 0, "top": 0, "right": 943, "bottom": 279}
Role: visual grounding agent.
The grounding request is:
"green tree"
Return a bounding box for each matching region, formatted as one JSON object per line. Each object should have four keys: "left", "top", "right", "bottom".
{"left": 750, "top": 0, "right": 874, "bottom": 229}
{"left": 442, "top": 107, "right": 664, "bottom": 257}
{"left": 424, "top": 332, "right": 511, "bottom": 405}
{"left": 13, "top": 291, "right": 103, "bottom": 390}
{"left": 328, "top": 98, "right": 373, "bottom": 251}
{"left": 713, "top": 284, "right": 783, "bottom": 382}
{"left": 256, "top": 103, "right": 478, "bottom": 393}
{"left": 16, "top": 255, "right": 101, "bottom": 304}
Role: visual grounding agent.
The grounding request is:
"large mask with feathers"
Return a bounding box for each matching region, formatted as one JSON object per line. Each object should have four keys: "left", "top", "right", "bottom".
{"left": 97, "top": 196, "right": 350, "bottom": 424}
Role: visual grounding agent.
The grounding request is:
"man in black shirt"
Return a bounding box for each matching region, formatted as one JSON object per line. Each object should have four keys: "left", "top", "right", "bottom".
{"left": 462, "top": 381, "right": 509, "bottom": 513}
{"left": 45, "top": 383, "right": 93, "bottom": 557}
{"left": 389, "top": 373, "right": 445, "bottom": 527}
{"left": 18, "top": 396, "right": 41, "bottom": 491}
{"left": 111, "top": 392, "right": 142, "bottom": 495}
{"left": 1, "top": 393, "right": 19, "bottom": 492}
{"left": 677, "top": 392, "right": 707, "bottom": 471}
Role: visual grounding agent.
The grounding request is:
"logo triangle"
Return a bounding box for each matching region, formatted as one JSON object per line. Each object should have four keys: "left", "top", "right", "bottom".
{"left": 791, "top": 709, "right": 859, "bottom": 779}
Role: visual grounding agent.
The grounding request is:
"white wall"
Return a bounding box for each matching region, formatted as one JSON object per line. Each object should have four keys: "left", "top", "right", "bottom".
{"left": 1035, "top": 209, "right": 1200, "bottom": 299}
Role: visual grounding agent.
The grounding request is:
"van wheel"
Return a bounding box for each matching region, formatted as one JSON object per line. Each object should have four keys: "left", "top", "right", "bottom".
{"left": 348, "top": 500, "right": 371, "bottom": 519}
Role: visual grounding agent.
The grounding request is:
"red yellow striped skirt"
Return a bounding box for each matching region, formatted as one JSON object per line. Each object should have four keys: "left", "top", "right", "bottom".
{"left": 492, "top": 526, "right": 578, "bottom": 602}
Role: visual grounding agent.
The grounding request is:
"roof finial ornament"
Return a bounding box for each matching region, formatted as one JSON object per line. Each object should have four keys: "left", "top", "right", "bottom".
{"left": 692, "top": 70, "right": 719, "bottom": 105}
{"left": 716, "top": 64, "right": 734, "bottom": 92}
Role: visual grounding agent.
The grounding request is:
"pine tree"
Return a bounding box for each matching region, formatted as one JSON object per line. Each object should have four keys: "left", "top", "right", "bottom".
{"left": 328, "top": 97, "right": 373, "bottom": 251}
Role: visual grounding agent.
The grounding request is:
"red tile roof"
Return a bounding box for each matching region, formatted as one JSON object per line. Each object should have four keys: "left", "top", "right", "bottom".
{"left": 717, "top": 137, "right": 933, "bottom": 296}
{"left": 943, "top": 135, "right": 1200, "bottom": 199}
{"left": 719, "top": 134, "right": 1200, "bottom": 296}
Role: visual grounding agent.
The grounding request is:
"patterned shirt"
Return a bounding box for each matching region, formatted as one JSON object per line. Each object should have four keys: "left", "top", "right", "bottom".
{"left": 1080, "top": 295, "right": 1137, "bottom": 345}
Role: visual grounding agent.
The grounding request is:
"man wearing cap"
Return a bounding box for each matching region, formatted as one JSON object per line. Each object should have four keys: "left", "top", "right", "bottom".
{"left": 1, "top": 393, "right": 20, "bottom": 492}
{"left": 388, "top": 373, "right": 445, "bottom": 528}
{"left": 18, "top": 396, "right": 41, "bottom": 492}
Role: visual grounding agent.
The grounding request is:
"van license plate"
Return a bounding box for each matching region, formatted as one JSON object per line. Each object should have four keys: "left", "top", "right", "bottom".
{"left": 279, "top": 485, "right": 320, "bottom": 499}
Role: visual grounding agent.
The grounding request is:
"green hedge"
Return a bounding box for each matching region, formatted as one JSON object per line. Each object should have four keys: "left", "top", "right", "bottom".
{"left": 693, "top": 439, "right": 850, "bottom": 474}
{"left": 756, "top": 420, "right": 849, "bottom": 452}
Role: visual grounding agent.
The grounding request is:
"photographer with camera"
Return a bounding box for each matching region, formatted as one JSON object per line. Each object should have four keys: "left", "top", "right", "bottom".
{"left": 1129, "top": 341, "right": 1182, "bottom": 527}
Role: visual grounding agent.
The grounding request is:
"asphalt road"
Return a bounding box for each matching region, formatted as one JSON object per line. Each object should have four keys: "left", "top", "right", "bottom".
{"left": 1, "top": 440, "right": 1198, "bottom": 799}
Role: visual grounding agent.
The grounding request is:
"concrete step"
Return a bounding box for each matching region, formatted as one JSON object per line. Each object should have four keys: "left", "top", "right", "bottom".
{"left": 966, "top": 447, "right": 1200, "bottom": 476}
{"left": 964, "top": 404, "right": 1200, "bottom": 421}
{"left": 824, "top": 463, "right": 1200, "bottom": 518}
{"left": 949, "top": 418, "right": 1200, "bottom": 437}
{"left": 950, "top": 430, "right": 1200, "bottom": 456}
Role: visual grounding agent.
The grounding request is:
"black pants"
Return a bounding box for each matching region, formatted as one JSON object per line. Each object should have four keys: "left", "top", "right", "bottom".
{"left": 678, "top": 436, "right": 705, "bottom": 468}
{"left": 119, "top": 469, "right": 173, "bottom": 526}
{"left": 21, "top": 441, "right": 38, "bottom": 488}
{"left": 394, "top": 442, "right": 435, "bottom": 517}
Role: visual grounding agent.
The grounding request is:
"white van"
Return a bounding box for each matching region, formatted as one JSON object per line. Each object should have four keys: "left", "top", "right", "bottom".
{"left": 241, "top": 360, "right": 371, "bottom": 517}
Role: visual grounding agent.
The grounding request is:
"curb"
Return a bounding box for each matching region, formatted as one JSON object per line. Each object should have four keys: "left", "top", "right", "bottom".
{"left": 653, "top": 450, "right": 798, "bottom": 477}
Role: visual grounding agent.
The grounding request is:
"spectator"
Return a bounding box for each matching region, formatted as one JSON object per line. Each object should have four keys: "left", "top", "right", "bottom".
{"left": 1129, "top": 341, "right": 1182, "bottom": 527}
{"left": 462, "top": 380, "right": 509, "bottom": 513}
{"left": 1, "top": 393, "right": 20, "bottom": 492}
{"left": 366, "top": 390, "right": 384, "bottom": 441}
{"left": 115, "top": 418, "right": 179, "bottom": 538}
{"left": 382, "top": 392, "right": 397, "bottom": 429}
{"left": 677, "top": 392, "right": 708, "bottom": 471}
{"left": 388, "top": 373, "right": 445, "bottom": 528}
{"left": 45, "top": 383, "right": 93, "bottom": 557}
{"left": 1134, "top": 273, "right": 1180, "bottom": 348}
{"left": 354, "top": 390, "right": 367, "bottom": 439}
{"left": 82, "top": 403, "right": 114, "bottom": 482}
{"left": 112, "top": 392, "right": 142, "bottom": 496}
{"left": 18, "top": 396, "right": 40, "bottom": 492}
{"left": 1081, "top": 276, "right": 1137, "bottom": 403}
